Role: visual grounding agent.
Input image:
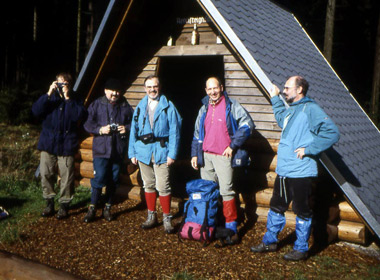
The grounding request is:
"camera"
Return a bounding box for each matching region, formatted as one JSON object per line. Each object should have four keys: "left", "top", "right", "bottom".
{"left": 57, "top": 82, "right": 68, "bottom": 89}
{"left": 109, "top": 123, "right": 119, "bottom": 132}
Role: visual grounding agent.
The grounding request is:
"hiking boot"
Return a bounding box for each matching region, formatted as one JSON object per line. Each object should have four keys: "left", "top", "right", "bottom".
{"left": 102, "top": 204, "right": 113, "bottom": 222}
{"left": 141, "top": 210, "right": 158, "bottom": 229}
{"left": 163, "top": 213, "right": 174, "bottom": 234}
{"left": 41, "top": 199, "right": 55, "bottom": 217}
{"left": 84, "top": 205, "right": 96, "bottom": 223}
{"left": 283, "top": 250, "right": 308, "bottom": 261}
{"left": 250, "top": 242, "right": 277, "bottom": 253}
{"left": 56, "top": 203, "right": 69, "bottom": 220}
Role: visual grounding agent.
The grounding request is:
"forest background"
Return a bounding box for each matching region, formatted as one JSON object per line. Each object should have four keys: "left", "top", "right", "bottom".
{"left": 1, "top": 0, "right": 379, "bottom": 125}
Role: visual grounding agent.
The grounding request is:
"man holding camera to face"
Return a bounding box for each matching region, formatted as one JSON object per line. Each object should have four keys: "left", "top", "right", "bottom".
{"left": 32, "top": 72, "right": 86, "bottom": 219}
{"left": 83, "top": 78, "right": 133, "bottom": 223}
{"left": 128, "top": 75, "right": 182, "bottom": 234}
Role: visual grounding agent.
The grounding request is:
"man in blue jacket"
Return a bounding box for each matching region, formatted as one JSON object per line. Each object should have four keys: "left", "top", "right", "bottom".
{"left": 250, "top": 76, "right": 340, "bottom": 261}
{"left": 32, "top": 73, "right": 86, "bottom": 219}
{"left": 129, "top": 75, "right": 182, "bottom": 234}
{"left": 191, "top": 77, "right": 254, "bottom": 244}
{"left": 83, "top": 78, "right": 133, "bottom": 223}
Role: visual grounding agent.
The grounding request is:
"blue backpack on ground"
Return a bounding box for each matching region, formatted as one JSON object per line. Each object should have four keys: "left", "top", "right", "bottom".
{"left": 178, "top": 179, "right": 220, "bottom": 244}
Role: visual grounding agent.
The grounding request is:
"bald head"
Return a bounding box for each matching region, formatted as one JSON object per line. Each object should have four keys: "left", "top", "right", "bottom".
{"left": 205, "top": 77, "right": 223, "bottom": 102}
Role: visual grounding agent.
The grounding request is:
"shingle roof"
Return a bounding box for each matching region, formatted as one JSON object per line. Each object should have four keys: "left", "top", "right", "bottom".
{"left": 202, "top": 0, "right": 380, "bottom": 237}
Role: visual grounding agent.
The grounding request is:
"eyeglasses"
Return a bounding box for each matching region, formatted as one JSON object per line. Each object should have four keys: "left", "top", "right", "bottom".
{"left": 283, "top": 86, "right": 298, "bottom": 91}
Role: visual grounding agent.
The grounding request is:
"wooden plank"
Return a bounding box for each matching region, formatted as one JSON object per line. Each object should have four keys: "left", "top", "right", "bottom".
{"left": 137, "top": 70, "right": 156, "bottom": 78}
{"left": 127, "top": 99, "right": 141, "bottom": 107}
{"left": 147, "top": 57, "right": 159, "bottom": 65}
{"left": 233, "top": 95, "right": 270, "bottom": 105}
{"left": 225, "top": 70, "right": 250, "bottom": 79}
{"left": 245, "top": 104, "right": 274, "bottom": 113}
{"left": 224, "top": 62, "right": 244, "bottom": 71}
{"left": 223, "top": 55, "right": 238, "bottom": 63}
{"left": 129, "top": 78, "right": 145, "bottom": 86}
{"left": 124, "top": 92, "right": 145, "bottom": 99}
{"left": 155, "top": 44, "right": 231, "bottom": 56}
{"left": 126, "top": 85, "right": 145, "bottom": 93}
{"left": 143, "top": 64, "right": 157, "bottom": 71}
{"left": 251, "top": 113, "right": 277, "bottom": 122}
{"left": 253, "top": 121, "right": 281, "bottom": 131}
{"left": 226, "top": 87, "right": 262, "bottom": 96}
{"left": 225, "top": 79, "right": 256, "bottom": 88}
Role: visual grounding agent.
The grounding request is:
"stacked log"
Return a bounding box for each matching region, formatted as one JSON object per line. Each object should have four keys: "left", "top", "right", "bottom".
{"left": 75, "top": 136, "right": 143, "bottom": 201}
{"left": 240, "top": 137, "right": 367, "bottom": 245}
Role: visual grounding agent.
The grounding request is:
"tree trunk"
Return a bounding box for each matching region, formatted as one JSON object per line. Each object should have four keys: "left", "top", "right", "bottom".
{"left": 323, "top": 0, "right": 336, "bottom": 63}
{"left": 370, "top": 9, "right": 380, "bottom": 124}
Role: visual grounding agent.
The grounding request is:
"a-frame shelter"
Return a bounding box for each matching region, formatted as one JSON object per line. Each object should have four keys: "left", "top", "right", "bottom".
{"left": 74, "top": 0, "right": 380, "bottom": 244}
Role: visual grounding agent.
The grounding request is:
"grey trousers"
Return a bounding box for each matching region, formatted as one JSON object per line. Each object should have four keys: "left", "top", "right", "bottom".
{"left": 40, "top": 151, "right": 74, "bottom": 204}
{"left": 138, "top": 161, "right": 171, "bottom": 196}
{"left": 200, "top": 152, "right": 235, "bottom": 200}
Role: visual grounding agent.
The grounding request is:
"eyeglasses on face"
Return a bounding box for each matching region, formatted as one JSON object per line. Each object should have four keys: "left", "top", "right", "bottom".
{"left": 283, "top": 86, "right": 298, "bottom": 91}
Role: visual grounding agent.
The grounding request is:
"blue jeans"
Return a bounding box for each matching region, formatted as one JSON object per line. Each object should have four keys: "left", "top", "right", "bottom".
{"left": 90, "top": 157, "right": 122, "bottom": 205}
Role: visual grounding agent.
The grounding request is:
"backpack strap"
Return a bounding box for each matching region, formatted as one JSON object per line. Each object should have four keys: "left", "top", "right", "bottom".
{"left": 199, "top": 201, "right": 210, "bottom": 246}
{"left": 177, "top": 201, "right": 191, "bottom": 242}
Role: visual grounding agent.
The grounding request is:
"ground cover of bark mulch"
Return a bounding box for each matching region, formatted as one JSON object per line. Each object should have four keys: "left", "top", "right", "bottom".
{"left": 2, "top": 199, "right": 380, "bottom": 280}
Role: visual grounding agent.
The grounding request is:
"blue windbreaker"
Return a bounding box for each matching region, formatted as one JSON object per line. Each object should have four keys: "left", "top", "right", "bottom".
{"left": 272, "top": 95, "right": 340, "bottom": 178}
{"left": 128, "top": 95, "right": 182, "bottom": 165}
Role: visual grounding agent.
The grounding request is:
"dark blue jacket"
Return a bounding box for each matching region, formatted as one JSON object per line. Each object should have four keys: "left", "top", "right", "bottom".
{"left": 84, "top": 95, "right": 134, "bottom": 159}
{"left": 32, "top": 92, "right": 86, "bottom": 156}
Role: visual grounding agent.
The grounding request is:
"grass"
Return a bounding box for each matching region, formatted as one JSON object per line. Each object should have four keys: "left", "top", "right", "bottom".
{"left": 0, "top": 123, "right": 91, "bottom": 245}
{"left": 0, "top": 176, "right": 91, "bottom": 245}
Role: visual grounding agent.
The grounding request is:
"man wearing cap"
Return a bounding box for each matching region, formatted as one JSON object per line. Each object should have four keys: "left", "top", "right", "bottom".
{"left": 83, "top": 78, "right": 134, "bottom": 222}
{"left": 128, "top": 75, "right": 182, "bottom": 234}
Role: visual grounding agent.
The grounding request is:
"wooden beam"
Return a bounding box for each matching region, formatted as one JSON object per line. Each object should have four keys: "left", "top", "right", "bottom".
{"left": 155, "top": 44, "right": 231, "bottom": 56}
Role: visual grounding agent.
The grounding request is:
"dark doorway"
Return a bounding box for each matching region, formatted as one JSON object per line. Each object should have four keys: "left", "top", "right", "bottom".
{"left": 158, "top": 56, "right": 225, "bottom": 196}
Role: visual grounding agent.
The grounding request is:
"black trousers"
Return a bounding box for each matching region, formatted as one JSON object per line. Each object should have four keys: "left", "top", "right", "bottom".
{"left": 269, "top": 176, "right": 313, "bottom": 219}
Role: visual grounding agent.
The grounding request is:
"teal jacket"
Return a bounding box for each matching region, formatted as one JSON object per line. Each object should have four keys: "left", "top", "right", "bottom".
{"left": 128, "top": 95, "right": 182, "bottom": 165}
{"left": 272, "top": 95, "right": 340, "bottom": 178}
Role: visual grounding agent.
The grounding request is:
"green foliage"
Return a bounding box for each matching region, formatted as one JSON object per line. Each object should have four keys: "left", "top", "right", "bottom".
{"left": 0, "top": 177, "right": 44, "bottom": 244}
{"left": 0, "top": 86, "right": 41, "bottom": 125}
{"left": 0, "top": 175, "right": 91, "bottom": 245}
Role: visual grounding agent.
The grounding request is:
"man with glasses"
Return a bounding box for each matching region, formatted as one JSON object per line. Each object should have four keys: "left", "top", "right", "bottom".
{"left": 32, "top": 73, "right": 86, "bottom": 219}
{"left": 129, "top": 75, "right": 182, "bottom": 234}
{"left": 250, "top": 76, "right": 339, "bottom": 260}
